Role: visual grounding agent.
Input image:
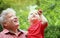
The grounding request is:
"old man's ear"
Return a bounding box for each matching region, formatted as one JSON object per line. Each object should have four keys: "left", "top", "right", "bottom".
{"left": 2, "top": 21, "right": 8, "bottom": 27}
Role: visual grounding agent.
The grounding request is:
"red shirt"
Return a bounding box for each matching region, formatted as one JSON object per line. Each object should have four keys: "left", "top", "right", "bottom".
{"left": 28, "top": 20, "right": 48, "bottom": 38}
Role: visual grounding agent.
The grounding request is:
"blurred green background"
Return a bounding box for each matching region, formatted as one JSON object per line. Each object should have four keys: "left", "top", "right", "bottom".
{"left": 0, "top": 0, "right": 60, "bottom": 38}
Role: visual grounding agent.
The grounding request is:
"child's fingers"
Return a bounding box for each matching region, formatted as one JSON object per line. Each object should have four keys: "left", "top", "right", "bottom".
{"left": 38, "top": 9, "right": 42, "bottom": 15}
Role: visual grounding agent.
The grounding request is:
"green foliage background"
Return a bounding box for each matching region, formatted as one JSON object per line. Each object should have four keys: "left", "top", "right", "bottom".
{"left": 0, "top": 0, "right": 60, "bottom": 38}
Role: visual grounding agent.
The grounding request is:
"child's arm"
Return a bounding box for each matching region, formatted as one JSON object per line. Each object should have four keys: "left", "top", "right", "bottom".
{"left": 40, "top": 14, "right": 48, "bottom": 24}
{"left": 38, "top": 9, "right": 48, "bottom": 28}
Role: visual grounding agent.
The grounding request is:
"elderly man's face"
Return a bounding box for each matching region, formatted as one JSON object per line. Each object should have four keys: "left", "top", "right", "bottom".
{"left": 5, "top": 13, "right": 19, "bottom": 29}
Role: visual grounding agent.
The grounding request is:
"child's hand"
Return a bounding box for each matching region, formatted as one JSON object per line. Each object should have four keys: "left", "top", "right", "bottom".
{"left": 38, "top": 9, "right": 42, "bottom": 15}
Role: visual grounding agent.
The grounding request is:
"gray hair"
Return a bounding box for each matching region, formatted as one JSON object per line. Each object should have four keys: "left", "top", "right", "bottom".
{"left": 0, "top": 8, "right": 16, "bottom": 24}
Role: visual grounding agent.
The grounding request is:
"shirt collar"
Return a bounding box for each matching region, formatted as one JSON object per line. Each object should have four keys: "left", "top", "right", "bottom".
{"left": 2, "top": 29, "right": 24, "bottom": 36}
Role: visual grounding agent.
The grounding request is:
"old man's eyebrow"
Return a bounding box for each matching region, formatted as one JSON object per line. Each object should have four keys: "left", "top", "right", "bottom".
{"left": 8, "top": 16, "right": 12, "bottom": 18}
{"left": 8, "top": 15, "right": 14, "bottom": 18}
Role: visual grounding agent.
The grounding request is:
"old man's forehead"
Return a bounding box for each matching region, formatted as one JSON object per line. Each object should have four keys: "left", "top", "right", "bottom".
{"left": 7, "top": 12, "right": 16, "bottom": 16}
{"left": 6, "top": 13, "right": 16, "bottom": 17}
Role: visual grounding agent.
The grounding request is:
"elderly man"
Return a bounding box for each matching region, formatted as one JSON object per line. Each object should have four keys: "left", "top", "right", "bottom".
{"left": 0, "top": 8, "right": 26, "bottom": 38}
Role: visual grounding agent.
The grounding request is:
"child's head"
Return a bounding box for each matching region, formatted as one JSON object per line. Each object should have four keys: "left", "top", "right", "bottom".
{"left": 28, "top": 10, "right": 40, "bottom": 22}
